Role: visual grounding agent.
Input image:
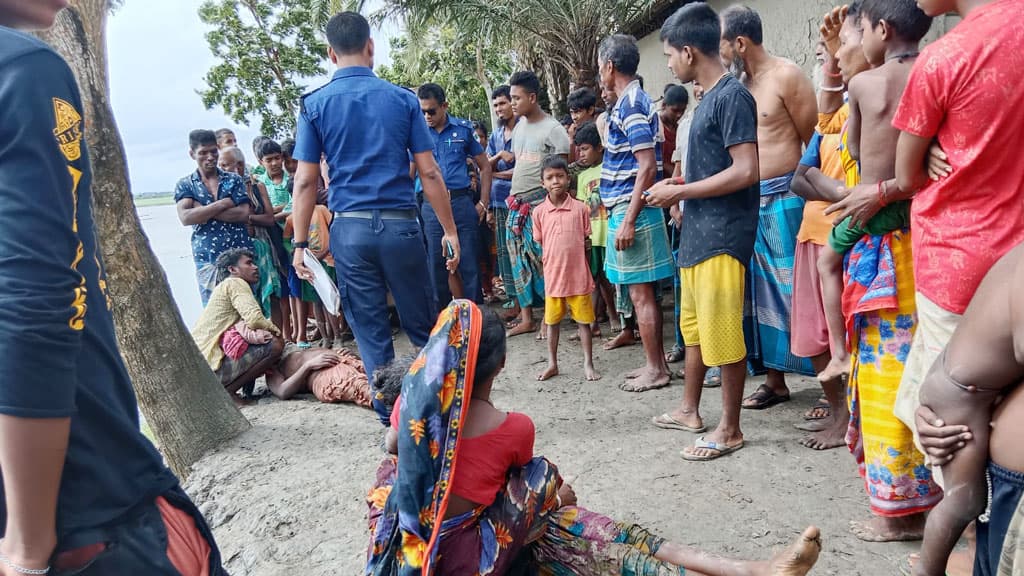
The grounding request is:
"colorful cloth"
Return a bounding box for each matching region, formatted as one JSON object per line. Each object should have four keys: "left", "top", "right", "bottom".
{"left": 790, "top": 241, "right": 829, "bottom": 359}
{"left": 506, "top": 189, "right": 547, "bottom": 308}
{"left": 366, "top": 300, "right": 561, "bottom": 575}
{"left": 745, "top": 174, "right": 814, "bottom": 376}
{"left": 307, "top": 350, "right": 372, "bottom": 406}
{"left": 680, "top": 254, "right": 747, "bottom": 368}
{"left": 257, "top": 171, "right": 292, "bottom": 212}
{"left": 840, "top": 232, "right": 900, "bottom": 342}
{"left": 192, "top": 277, "right": 280, "bottom": 372}
{"left": 605, "top": 205, "right": 674, "bottom": 285}
{"left": 576, "top": 164, "right": 608, "bottom": 248}
{"left": 844, "top": 230, "right": 942, "bottom": 517}
{"left": 244, "top": 179, "right": 284, "bottom": 316}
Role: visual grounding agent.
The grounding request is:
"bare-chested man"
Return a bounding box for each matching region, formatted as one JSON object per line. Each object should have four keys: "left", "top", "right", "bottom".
{"left": 266, "top": 347, "right": 373, "bottom": 406}
{"left": 719, "top": 5, "right": 818, "bottom": 410}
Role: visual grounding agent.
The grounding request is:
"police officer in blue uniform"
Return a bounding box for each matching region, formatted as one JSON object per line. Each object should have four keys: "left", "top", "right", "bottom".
{"left": 415, "top": 83, "right": 492, "bottom": 310}
{"left": 291, "top": 12, "right": 460, "bottom": 425}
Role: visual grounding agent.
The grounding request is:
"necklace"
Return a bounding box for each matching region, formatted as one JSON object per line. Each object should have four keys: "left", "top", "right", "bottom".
{"left": 886, "top": 51, "right": 919, "bottom": 62}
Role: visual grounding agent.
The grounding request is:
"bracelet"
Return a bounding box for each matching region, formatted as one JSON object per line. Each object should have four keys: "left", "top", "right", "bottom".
{"left": 0, "top": 551, "right": 49, "bottom": 575}
{"left": 293, "top": 241, "right": 309, "bottom": 249}
{"left": 820, "top": 85, "right": 845, "bottom": 93}
{"left": 877, "top": 180, "right": 888, "bottom": 208}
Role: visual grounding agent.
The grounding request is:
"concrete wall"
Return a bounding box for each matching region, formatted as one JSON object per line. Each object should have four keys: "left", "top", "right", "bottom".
{"left": 636, "top": 0, "right": 962, "bottom": 98}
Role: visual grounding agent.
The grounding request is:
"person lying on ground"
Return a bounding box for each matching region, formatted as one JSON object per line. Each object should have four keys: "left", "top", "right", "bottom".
{"left": 265, "top": 346, "right": 372, "bottom": 406}
{"left": 368, "top": 300, "right": 822, "bottom": 576}
{"left": 192, "top": 248, "right": 284, "bottom": 405}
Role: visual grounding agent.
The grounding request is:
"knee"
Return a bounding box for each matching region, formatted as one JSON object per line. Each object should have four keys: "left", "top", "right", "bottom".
{"left": 270, "top": 336, "right": 286, "bottom": 358}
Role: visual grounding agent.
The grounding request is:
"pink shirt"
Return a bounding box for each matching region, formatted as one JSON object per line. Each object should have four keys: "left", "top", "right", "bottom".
{"left": 892, "top": 0, "right": 1024, "bottom": 315}
{"left": 532, "top": 196, "right": 595, "bottom": 298}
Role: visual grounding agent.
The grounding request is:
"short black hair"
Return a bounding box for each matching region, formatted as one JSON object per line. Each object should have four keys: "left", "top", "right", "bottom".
{"left": 663, "top": 85, "right": 689, "bottom": 108}
{"left": 256, "top": 138, "right": 282, "bottom": 160}
{"left": 559, "top": 114, "right": 573, "bottom": 127}
{"left": 491, "top": 85, "right": 511, "bottom": 100}
{"left": 848, "top": 1, "right": 863, "bottom": 19}
{"left": 509, "top": 71, "right": 541, "bottom": 95}
{"left": 475, "top": 308, "right": 506, "bottom": 383}
{"left": 417, "top": 82, "right": 447, "bottom": 104}
{"left": 472, "top": 120, "right": 488, "bottom": 138}
{"left": 215, "top": 128, "right": 235, "bottom": 141}
{"left": 251, "top": 135, "right": 270, "bottom": 157}
{"left": 280, "top": 138, "right": 296, "bottom": 158}
{"left": 862, "top": 0, "right": 932, "bottom": 42}
{"left": 325, "top": 11, "right": 370, "bottom": 56}
{"left": 567, "top": 88, "right": 598, "bottom": 112}
{"left": 540, "top": 155, "right": 569, "bottom": 178}
{"left": 573, "top": 121, "right": 602, "bottom": 148}
{"left": 370, "top": 354, "right": 415, "bottom": 411}
{"left": 598, "top": 34, "right": 640, "bottom": 77}
{"left": 214, "top": 248, "right": 256, "bottom": 284}
{"left": 661, "top": 2, "right": 721, "bottom": 56}
{"left": 189, "top": 129, "right": 217, "bottom": 151}
{"left": 721, "top": 5, "right": 763, "bottom": 45}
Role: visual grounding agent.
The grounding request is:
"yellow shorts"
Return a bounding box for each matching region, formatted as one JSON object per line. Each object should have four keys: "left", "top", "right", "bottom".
{"left": 679, "top": 254, "right": 746, "bottom": 367}
{"left": 544, "top": 294, "right": 596, "bottom": 326}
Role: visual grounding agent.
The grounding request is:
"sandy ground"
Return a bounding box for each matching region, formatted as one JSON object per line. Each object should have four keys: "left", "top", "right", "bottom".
{"left": 185, "top": 316, "right": 923, "bottom": 576}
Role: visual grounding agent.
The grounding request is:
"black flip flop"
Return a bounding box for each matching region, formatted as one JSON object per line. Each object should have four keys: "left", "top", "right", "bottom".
{"left": 742, "top": 384, "right": 791, "bottom": 410}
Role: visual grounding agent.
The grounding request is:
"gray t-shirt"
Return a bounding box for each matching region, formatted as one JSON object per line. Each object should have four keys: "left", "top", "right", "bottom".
{"left": 510, "top": 115, "right": 571, "bottom": 196}
{"left": 679, "top": 75, "right": 759, "bottom": 268}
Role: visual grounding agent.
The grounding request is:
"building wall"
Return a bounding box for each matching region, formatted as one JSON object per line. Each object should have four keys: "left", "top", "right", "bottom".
{"left": 636, "top": 1, "right": 961, "bottom": 99}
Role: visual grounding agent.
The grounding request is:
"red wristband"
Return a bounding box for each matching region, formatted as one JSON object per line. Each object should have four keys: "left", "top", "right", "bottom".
{"left": 672, "top": 177, "right": 685, "bottom": 185}
{"left": 877, "top": 180, "right": 889, "bottom": 208}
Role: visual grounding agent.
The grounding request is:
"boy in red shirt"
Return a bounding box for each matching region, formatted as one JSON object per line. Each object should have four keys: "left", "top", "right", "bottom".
{"left": 533, "top": 156, "right": 601, "bottom": 382}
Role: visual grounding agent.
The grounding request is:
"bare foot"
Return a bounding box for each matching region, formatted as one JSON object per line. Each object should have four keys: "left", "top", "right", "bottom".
{"left": 849, "top": 514, "right": 924, "bottom": 542}
{"left": 623, "top": 366, "right": 646, "bottom": 379}
{"left": 794, "top": 414, "right": 832, "bottom": 432}
{"left": 584, "top": 363, "right": 601, "bottom": 381}
{"left": 799, "top": 416, "right": 847, "bottom": 450}
{"left": 762, "top": 526, "right": 822, "bottom": 576}
{"left": 817, "top": 355, "right": 850, "bottom": 384}
{"left": 619, "top": 369, "right": 670, "bottom": 392}
{"left": 535, "top": 326, "right": 548, "bottom": 341}
{"left": 908, "top": 550, "right": 973, "bottom": 576}
{"left": 537, "top": 364, "right": 559, "bottom": 381}
{"left": 603, "top": 329, "right": 637, "bottom": 350}
{"left": 506, "top": 321, "right": 536, "bottom": 338}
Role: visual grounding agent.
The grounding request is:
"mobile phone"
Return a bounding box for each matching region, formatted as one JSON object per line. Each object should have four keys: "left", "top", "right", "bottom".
{"left": 445, "top": 241, "right": 455, "bottom": 259}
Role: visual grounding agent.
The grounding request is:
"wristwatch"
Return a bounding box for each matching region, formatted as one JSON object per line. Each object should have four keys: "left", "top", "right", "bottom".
{"left": 293, "top": 241, "right": 310, "bottom": 249}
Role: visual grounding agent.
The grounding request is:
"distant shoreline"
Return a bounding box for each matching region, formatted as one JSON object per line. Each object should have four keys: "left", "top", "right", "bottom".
{"left": 134, "top": 192, "right": 174, "bottom": 207}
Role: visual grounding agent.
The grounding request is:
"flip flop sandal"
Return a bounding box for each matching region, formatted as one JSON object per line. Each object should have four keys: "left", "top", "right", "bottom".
{"left": 703, "top": 366, "right": 722, "bottom": 388}
{"left": 681, "top": 436, "right": 744, "bottom": 461}
{"left": 804, "top": 398, "right": 831, "bottom": 421}
{"left": 742, "top": 384, "right": 790, "bottom": 410}
{"left": 652, "top": 413, "right": 706, "bottom": 433}
{"left": 664, "top": 346, "right": 685, "bottom": 364}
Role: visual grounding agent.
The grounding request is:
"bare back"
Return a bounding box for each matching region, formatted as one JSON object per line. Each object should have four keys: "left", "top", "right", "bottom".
{"left": 848, "top": 59, "right": 915, "bottom": 183}
{"left": 746, "top": 56, "right": 817, "bottom": 180}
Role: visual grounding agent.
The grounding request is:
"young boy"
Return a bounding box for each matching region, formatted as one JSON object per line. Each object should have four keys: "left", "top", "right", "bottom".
{"left": 815, "top": 0, "right": 932, "bottom": 383}
{"left": 532, "top": 156, "right": 601, "bottom": 382}
{"left": 913, "top": 242, "right": 1024, "bottom": 576}
{"left": 573, "top": 121, "right": 618, "bottom": 335}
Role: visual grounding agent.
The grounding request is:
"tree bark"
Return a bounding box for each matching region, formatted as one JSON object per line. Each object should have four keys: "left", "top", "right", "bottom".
{"left": 38, "top": 1, "right": 250, "bottom": 480}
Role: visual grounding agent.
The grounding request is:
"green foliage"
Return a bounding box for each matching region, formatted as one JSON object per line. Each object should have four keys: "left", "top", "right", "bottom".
{"left": 377, "top": 29, "right": 512, "bottom": 125}
{"left": 198, "top": 0, "right": 327, "bottom": 138}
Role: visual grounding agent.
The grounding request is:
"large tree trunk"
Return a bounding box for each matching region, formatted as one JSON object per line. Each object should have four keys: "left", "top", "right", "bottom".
{"left": 39, "top": 1, "right": 250, "bottom": 480}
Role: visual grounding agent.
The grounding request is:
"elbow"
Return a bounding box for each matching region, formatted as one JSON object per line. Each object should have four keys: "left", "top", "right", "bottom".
{"left": 419, "top": 165, "right": 443, "bottom": 185}
{"left": 741, "top": 164, "right": 759, "bottom": 188}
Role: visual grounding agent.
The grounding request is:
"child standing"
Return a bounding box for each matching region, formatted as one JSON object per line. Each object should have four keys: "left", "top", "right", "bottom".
{"left": 533, "top": 156, "right": 600, "bottom": 382}
{"left": 573, "top": 121, "right": 617, "bottom": 335}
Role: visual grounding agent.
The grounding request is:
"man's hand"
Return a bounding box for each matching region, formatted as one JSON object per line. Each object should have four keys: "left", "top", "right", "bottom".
{"left": 643, "top": 179, "right": 681, "bottom": 208}
{"left": 927, "top": 140, "right": 952, "bottom": 181}
{"left": 557, "top": 482, "right": 577, "bottom": 508}
{"left": 475, "top": 201, "right": 486, "bottom": 223}
{"left": 305, "top": 351, "right": 342, "bottom": 372}
{"left": 293, "top": 248, "right": 313, "bottom": 282}
{"left": 824, "top": 182, "right": 882, "bottom": 229}
{"left": 916, "top": 405, "right": 972, "bottom": 467}
{"left": 669, "top": 204, "right": 682, "bottom": 228}
{"left": 615, "top": 220, "right": 636, "bottom": 251}
{"left": 486, "top": 210, "right": 496, "bottom": 229}
{"left": 442, "top": 232, "right": 461, "bottom": 273}
{"left": 497, "top": 150, "right": 514, "bottom": 164}
{"left": 821, "top": 5, "right": 848, "bottom": 58}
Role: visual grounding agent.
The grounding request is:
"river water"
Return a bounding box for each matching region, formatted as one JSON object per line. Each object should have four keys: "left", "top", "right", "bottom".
{"left": 137, "top": 204, "right": 204, "bottom": 328}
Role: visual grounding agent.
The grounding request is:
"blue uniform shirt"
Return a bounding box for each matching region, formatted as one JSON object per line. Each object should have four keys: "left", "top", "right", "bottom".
{"left": 293, "top": 66, "right": 434, "bottom": 213}
{"left": 429, "top": 115, "right": 483, "bottom": 191}
{"left": 0, "top": 27, "right": 176, "bottom": 537}
{"left": 487, "top": 122, "right": 515, "bottom": 208}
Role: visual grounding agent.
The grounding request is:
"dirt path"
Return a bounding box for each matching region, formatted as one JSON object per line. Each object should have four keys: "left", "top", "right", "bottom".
{"left": 185, "top": 321, "right": 921, "bottom": 575}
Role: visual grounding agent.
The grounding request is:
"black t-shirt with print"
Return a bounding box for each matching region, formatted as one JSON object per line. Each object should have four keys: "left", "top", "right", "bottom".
{"left": 679, "top": 74, "right": 759, "bottom": 268}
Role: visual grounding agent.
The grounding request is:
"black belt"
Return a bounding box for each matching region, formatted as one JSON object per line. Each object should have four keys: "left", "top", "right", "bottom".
{"left": 448, "top": 188, "right": 471, "bottom": 199}
{"left": 334, "top": 209, "right": 417, "bottom": 220}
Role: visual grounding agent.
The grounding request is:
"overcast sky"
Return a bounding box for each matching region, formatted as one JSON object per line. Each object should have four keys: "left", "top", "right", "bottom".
{"left": 108, "top": 0, "right": 394, "bottom": 194}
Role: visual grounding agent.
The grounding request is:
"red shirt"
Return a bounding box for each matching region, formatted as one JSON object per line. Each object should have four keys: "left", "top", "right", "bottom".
{"left": 532, "top": 195, "right": 595, "bottom": 298}
{"left": 892, "top": 0, "right": 1024, "bottom": 314}
{"left": 390, "top": 397, "right": 535, "bottom": 506}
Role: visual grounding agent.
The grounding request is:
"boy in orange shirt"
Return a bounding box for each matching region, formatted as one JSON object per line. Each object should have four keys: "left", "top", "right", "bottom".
{"left": 533, "top": 156, "right": 600, "bottom": 382}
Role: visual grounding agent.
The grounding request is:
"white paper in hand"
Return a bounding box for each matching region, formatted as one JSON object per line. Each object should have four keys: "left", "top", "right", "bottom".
{"left": 302, "top": 251, "right": 341, "bottom": 316}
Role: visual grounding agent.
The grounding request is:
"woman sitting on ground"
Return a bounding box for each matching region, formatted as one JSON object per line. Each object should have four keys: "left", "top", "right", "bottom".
{"left": 366, "top": 300, "right": 821, "bottom": 576}
{"left": 192, "top": 248, "right": 284, "bottom": 405}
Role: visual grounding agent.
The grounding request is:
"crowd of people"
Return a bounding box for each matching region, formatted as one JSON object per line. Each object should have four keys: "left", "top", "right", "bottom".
{"left": 2, "top": 0, "right": 1024, "bottom": 575}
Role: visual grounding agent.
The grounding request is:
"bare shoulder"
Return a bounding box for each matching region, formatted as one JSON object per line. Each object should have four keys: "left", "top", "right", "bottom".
{"left": 772, "top": 57, "right": 813, "bottom": 92}
{"left": 847, "top": 69, "right": 880, "bottom": 97}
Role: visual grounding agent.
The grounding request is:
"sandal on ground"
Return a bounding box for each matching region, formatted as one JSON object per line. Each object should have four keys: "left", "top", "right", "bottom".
{"left": 664, "top": 346, "right": 685, "bottom": 364}
{"left": 681, "top": 436, "right": 744, "bottom": 461}
{"left": 651, "top": 413, "right": 706, "bottom": 433}
{"left": 703, "top": 366, "right": 722, "bottom": 388}
{"left": 804, "top": 397, "right": 831, "bottom": 421}
{"left": 742, "top": 384, "right": 790, "bottom": 410}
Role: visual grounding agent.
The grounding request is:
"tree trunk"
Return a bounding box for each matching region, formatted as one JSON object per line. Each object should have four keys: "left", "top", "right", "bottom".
{"left": 474, "top": 39, "right": 496, "bottom": 129}
{"left": 39, "top": 1, "right": 250, "bottom": 480}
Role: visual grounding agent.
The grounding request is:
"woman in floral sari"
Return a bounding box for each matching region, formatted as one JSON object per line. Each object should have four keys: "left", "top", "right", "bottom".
{"left": 366, "top": 300, "right": 822, "bottom": 576}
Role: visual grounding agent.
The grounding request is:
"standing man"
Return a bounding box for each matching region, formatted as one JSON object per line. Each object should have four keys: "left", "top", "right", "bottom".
{"left": 719, "top": 5, "right": 818, "bottom": 409}
{"left": 416, "top": 82, "right": 492, "bottom": 308}
{"left": 290, "top": 12, "right": 460, "bottom": 425}
{"left": 599, "top": 34, "right": 675, "bottom": 392}
{"left": 505, "top": 70, "right": 572, "bottom": 337}
{"left": 660, "top": 85, "right": 689, "bottom": 180}
{"left": 0, "top": 4, "right": 226, "bottom": 574}
{"left": 487, "top": 85, "right": 518, "bottom": 316}
{"left": 175, "top": 129, "right": 254, "bottom": 306}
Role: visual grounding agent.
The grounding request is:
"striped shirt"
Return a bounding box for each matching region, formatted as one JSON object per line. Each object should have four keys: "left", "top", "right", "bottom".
{"left": 599, "top": 80, "right": 662, "bottom": 209}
